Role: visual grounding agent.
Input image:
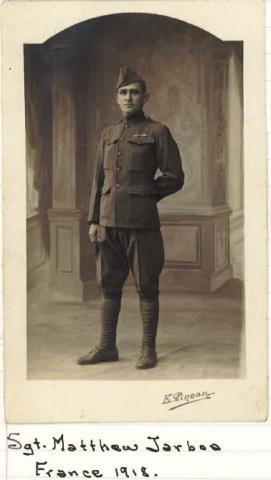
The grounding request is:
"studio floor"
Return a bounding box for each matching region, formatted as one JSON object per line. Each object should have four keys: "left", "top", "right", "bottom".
{"left": 27, "top": 279, "right": 244, "bottom": 380}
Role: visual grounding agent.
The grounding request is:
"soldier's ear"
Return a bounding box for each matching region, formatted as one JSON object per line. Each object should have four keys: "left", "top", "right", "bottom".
{"left": 115, "top": 91, "right": 121, "bottom": 106}
{"left": 143, "top": 92, "right": 150, "bottom": 104}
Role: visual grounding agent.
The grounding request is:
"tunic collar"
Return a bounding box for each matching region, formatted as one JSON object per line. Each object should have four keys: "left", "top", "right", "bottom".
{"left": 121, "top": 111, "right": 146, "bottom": 125}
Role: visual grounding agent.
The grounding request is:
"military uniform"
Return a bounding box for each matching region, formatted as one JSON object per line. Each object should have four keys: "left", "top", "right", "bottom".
{"left": 78, "top": 67, "right": 184, "bottom": 369}
{"left": 88, "top": 112, "right": 184, "bottom": 298}
{"left": 88, "top": 112, "right": 184, "bottom": 228}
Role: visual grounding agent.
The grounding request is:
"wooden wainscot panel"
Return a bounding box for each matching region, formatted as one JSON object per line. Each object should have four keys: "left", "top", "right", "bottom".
{"left": 56, "top": 225, "right": 73, "bottom": 274}
{"left": 215, "top": 217, "right": 228, "bottom": 269}
{"left": 161, "top": 225, "right": 201, "bottom": 267}
{"left": 27, "top": 214, "right": 46, "bottom": 273}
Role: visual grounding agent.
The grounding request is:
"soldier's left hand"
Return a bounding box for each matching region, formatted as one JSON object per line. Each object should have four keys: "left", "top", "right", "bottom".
{"left": 89, "top": 224, "right": 99, "bottom": 243}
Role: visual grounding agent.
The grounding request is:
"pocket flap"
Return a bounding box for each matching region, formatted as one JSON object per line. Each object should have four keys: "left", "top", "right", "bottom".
{"left": 105, "top": 134, "right": 120, "bottom": 145}
{"left": 128, "top": 135, "right": 154, "bottom": 145}
{"left": 101, "top": 183, "right": 111, "bottom": 195}
{"left": 128, "top": 185, "right": 155, "bottom": 196}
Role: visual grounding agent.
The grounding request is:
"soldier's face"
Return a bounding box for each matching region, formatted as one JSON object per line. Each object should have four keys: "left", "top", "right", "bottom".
{"left": 116, "top": 82, "right": 149, "bottom": 117}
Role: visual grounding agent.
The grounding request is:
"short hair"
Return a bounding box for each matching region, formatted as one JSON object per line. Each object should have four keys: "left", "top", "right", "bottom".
{"left": 116, "top": 80, "right": 147, "bottom": 94}
{"left": 138, "top": 80, "right": 147, "bottom": 93}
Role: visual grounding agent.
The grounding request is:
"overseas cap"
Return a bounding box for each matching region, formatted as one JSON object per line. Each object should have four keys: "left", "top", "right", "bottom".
{"left": 116, "top": 66, "right": 146, "bottom": 91}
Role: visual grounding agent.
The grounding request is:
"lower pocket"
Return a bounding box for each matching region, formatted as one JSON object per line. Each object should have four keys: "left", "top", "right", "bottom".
{"left": 101, "top": 188, "right": 111, "bottom": 218}
{"left": 128, "top": 184, "right": 155, "bottom": 196}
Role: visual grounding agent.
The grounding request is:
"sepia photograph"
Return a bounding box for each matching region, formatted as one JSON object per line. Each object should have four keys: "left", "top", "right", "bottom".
{"left": 3, "top": 1, "right": 266, "bottom": 422}
{"left": 26, "top": 13, "right": 244, "bottom": 381}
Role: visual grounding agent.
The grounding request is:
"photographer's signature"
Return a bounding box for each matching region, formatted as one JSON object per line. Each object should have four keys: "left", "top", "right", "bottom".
{"left": 162, "top": 391, "right": 215, "bottom": 411}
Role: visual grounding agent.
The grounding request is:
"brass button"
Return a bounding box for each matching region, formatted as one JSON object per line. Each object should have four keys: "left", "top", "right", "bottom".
{"left": 117, "top": 151, "right": 121, "bottom": 156}
{"left": 116, "top": 184, "right": 120, "bottom": 188}
{"left": 117, "top": 167, "right": 121, "bottom": 171}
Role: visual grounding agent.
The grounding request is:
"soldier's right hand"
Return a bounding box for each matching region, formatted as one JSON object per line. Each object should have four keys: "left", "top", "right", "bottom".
{"left": 88, "top": 224, "right": 99, "bottom": 243}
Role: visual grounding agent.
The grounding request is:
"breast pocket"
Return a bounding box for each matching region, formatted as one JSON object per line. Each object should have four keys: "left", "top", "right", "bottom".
{"left": 104, "top": 137, "right": 119, "bottom": 169}
{"left": 128, "top": 136, "right": 155, "bottom": 171}
{"left": 127, "top": 136, "right": 156, "bottom": 193}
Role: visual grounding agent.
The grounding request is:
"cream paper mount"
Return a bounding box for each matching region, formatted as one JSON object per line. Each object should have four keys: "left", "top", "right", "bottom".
{"left": 2, "top": 0, "right": 267, "bottom": 422}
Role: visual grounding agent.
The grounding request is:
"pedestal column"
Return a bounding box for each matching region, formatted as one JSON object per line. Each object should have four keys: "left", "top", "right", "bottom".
{"left": 160, "top": 41, "right": 234, "bottom": 292}
{"left": 48, "top": 36, "right": 84, "bottom": 301}
{"left": 226, "top": 47, "right": 244, "bottom": 279}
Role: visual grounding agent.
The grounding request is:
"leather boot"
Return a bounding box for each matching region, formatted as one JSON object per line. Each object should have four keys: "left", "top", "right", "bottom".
{"left": 136, "top": 296, "right": 159, "bottom": 369}
{"left": 77, "top": 294, "right": 121, "bottom": 365}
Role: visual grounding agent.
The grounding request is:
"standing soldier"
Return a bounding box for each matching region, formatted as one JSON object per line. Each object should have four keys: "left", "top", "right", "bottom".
{"left": 78, "top": 67, "right": 184, "bottom": 369}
